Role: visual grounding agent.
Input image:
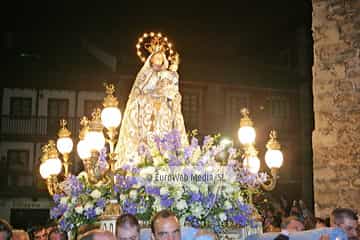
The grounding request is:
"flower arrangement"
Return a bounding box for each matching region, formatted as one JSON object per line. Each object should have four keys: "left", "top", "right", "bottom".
{"left": 50, "top": 130, "right": 267, "bottom": 234}
{"left": 115, "top": 130, "right": 267, "bottom": 233}
{"left": 50, "top": 175, "right": 111, "bottom": 232}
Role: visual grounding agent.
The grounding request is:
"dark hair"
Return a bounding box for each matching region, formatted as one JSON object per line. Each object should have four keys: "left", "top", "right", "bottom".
{"left": 280, "top": 216, "right": 303, "bottom": 230}
{"left": 331, "top": 208, "right": 358, "bottom": 225}
{"left": 315, "top": 217, "right": 326, "bottom": 226}
{"left": 48, "top": 228, "right": 67, "bottom": 240}
{"left": 0, "top": 219, "right": 13, "bottom": 240}
{"left": 151, "top": 210, "right": 177, "bottom": 234}
{"left": 116, "top": 214, "right": 140, "bottom": 236}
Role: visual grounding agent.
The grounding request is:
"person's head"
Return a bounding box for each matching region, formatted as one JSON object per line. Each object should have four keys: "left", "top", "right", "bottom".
{"left": 0, "top": 219, "right": 12, "bottom": 240}
{"left": 78, "top": 229, "right": 115, "bottom": 240}
{"left": 331, "top": 208, "right": 358, "bottom": 239}
{"left": 150, "top": 52, "right": 165, "bottom": 71}
{"left": 151, "top": 210, "right": 181, "bottom": 240}
{"left": 48, "top": 228, "right": 67, "bottom": 240}
{"left": 34, "top": 227, "right": 47, "bottom": 240}
{"left": 315, "top": 217, "right": 327, "bottom": 229}
{"left": 281, "top": 216, "right": 304, "bottom": 232}
{"left": 116, "top": 214, "right": 140, "bottom": 240}
{"left": 12, "top": 230, "right": 30, "bottom": 240}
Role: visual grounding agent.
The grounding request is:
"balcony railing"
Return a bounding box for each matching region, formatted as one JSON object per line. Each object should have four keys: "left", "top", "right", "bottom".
{"left": 1, "top": 115, "right": 81, "bottom": 138}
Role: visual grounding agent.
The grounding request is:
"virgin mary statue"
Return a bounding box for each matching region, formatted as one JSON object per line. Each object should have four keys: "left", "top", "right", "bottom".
{"left": 115, "top": 33, "right": 188, "bottom": 167}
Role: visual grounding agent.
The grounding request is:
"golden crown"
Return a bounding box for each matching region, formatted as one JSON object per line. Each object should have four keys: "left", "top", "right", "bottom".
{"left": 135, "top": 32, "right": 177, "bottom": 63}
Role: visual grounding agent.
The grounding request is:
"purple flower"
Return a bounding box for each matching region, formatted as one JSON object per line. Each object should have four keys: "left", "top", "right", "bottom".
{"left": 115, "top": 175, "right": 138, "bottom": 192}
{"left": 182, "top": 168, "right": 193, "bottom": 177}
{"left": 123, "top": 199, "right": 137, "bottom": 215}
{"left": 232, "top": 214, "right": 247, "bottom": 226}
{"left": 186, "top": 216, "right": 200, "bottom": 228}
{"left": 59, "top": 219, "right": 73, "bottom": 232}
{"left": 145, "top": 186, "right": 160, "bottom": 196}
{"left": 50, "top": 204, "right": 67, "bottom": 219}
{"left": 191, "top": 137, "right": 199, "bottom": 147}
{"left": 203, "top": 135, "right": 212, "bottom": 146}
{"left": 98, "top": 147, "right": 108, "bottom": 172}
{"left": 168, "top": 154, "right": 181, "bottom": 167}
{"left": 53, "top": 193, "right": 63, "bottom": 204}
{"left": 66, "top": 175, "right": 84, "bottom": 197}
{"left": 84, "top": 208, "right": 96, "bottom": 219}
{"left": 160, "top": 195, "right": 174, "bottom": 208}
{"left": 184, "top": 146, "right": 193, "bottom": 160}
{"left": 96, "top": 198, "right": 106, "bottom": 208}
{"left": 189, "top": 192, "right": 201, "bottom": 202}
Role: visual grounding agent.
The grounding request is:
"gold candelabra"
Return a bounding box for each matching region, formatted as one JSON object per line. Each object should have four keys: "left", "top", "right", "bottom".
{"left": 39, "top": 84, "right": 122, "bottom": 215}
{"left": 237, "top": 108, "right": 284, "bottom": 191}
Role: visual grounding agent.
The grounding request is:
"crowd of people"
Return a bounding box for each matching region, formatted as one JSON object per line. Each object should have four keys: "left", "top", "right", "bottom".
{"left": 260, "top": 197, "right": 358, "bottom": 240}
{"left": 0, "top": 209, "right": 217, "bottom": 240}
{"left": 0, "top": 206, "right": 358, "bottom": 240}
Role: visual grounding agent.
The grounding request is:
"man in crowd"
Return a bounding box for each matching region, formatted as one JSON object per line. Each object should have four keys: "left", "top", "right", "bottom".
{"left": 280, "top": 216, "right": 305, "bottom": 233}
{"left": 151, "top": 210, "right": 216, "bottom": 240}
{"left": 48, "top": 228, "right": 67, "bottom": 240}
{"left": 78, "top": 229, "right": 116, "bottom": 240}
{"left": 330, "top": 208, "right": 358, "bottom": 240}
{"left": 116, "top": 214, "right": 140, "bottom": 240}
{"left": 34, "top": 226, "right": 47, "bottom": 240}
{"left": 0, "top": 219, "right": 12, "bottom": 240}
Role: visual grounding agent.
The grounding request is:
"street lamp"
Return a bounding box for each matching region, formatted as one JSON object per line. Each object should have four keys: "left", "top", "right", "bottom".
{"left": 39, "top": 83, "right": 122, "bottom": 197}
{"left": 238, "top": 108, "right": 284, "bottom": 191}
{"left": 39, "top": 140, "right": 63, "bottom": 195}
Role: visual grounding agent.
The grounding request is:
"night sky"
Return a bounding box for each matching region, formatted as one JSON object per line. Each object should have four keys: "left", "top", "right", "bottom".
{"left": 2, "top": 0, "right": 312, "bottom": 89}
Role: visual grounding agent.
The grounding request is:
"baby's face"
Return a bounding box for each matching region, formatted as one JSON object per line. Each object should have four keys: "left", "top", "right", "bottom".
{"left": 150, "top": 53, "right": 164, "bottom": 68}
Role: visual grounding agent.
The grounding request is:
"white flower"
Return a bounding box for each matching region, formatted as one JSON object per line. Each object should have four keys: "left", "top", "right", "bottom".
{"left": 95, "top": 207, "right": 103, "bottom": 215}
{"left": 90, "top": 189, "right": 102, "bottom": 199}
{"left": 176, "top": 199, "right": 187, "bottom": 210}
{"left": 120, "top": 194, "right": 126, "bottom": 201}
{"left": 75, "top": 206, "right": 84, "bottom": 214}
{"left": 153, "top": 156, "right": 164, "bottom": 166}
{"left": 71, "top": 197, "right": 77, "bottom": 204}
{"left": 60, "top": 197, "right": 69, "bottom": 205}
{"left": 64, "top": 211, "right": 71, "bottom": 218}
{"left": 223, "top": 184, "right": 235, "bottom": 194}
{"left": 160, "top": 187, "right": 169, "bottom": 196}
{"left": 188, "top": 184, "right": 199, "bottom": 193}
{"left": 218, "top": 212, "right": 227, "bottom": 221}
{"left": 140, "top": 166, "right": 156, "bottom": 176}
{"left": 129, "top": 190, "right": 138, "bottom": 200}
{"left": 200, "top": 184, "right": 208, "bottom": 195}
{"left": 175, "top": 187, "right": 184, "bottom": 199}
{"left": 153, "top": 199, "right": 162, "bottom": 212}
{"left": 180, "top": 216, "right": 186, "bottom": 226}
{"left": 190, "top": 203, "right": 203, "bottom": 218}
{"left": 224, "top": 200, "right": 232, "bottom": 210}
{"left": 191, "top": 148, "right": 201, "bottom": 163}
{"left": 84, "top": 202, "right": 94, "bottom": 210}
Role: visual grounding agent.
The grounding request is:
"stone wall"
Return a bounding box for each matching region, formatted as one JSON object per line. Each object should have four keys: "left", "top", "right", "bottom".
{"left": 312, "top": 0, "right": 360, "bottom": 217}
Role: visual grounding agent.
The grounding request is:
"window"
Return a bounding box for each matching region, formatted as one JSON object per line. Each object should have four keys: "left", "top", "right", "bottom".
{"left": 7, "top": 150, "right": 30, "bottom": 172}
{"left": 6, "top": 149, "right": 32, "bottom": 187}
{"left": 269, "top": 96, "right": 290, "bottom": 131}
{"left": 270, "top": 96, "right": 290, "bottom": 119}
{"left": 47, "top": 99, "right": 69, "bottom": 135}
{"left": 84, "top": 100, "right": 102, "bottom": 118}
{"left": 10, "top": 97, "right": 32, "bottom": 118}
{"left": 182, "top": 91, "right": 201, "bottom": 130}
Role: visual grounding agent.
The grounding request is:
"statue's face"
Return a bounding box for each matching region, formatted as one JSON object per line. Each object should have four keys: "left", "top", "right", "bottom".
{"left": 150, "top": 52, "right": 164, "bottom": 69}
